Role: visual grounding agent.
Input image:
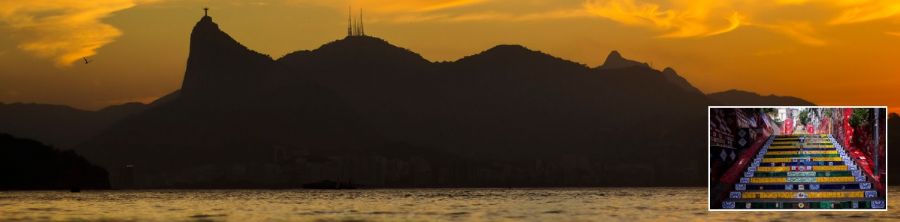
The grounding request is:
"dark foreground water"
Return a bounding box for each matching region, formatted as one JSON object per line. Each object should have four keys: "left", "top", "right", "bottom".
{"left": 0, "top": 188, "right": 896, "bottom": 221}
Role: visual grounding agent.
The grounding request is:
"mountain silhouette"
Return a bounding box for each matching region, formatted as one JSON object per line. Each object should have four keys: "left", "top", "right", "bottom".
{"left": 181, "top": 16, "right": 276, "bottom": 100}
{"left": 708, "top": 89, "right": 815, "bottom": 106}
{"left": 1, "top": 133, "right": 109, "bottom": 190}
{"left": 598, "top": 50, "right": 650, "bottom": 70}
{"left": 0, "top": 102, "right": 146, "bottom": 148}
{"left": 96, "top": 15, "right": 712, "bottom": 187}
{"left": 661, "top": 67, "right": 703, "bottom": 94}
{"left": 74, "top": 17, "right": 468, "bottom": 188}
{"left": 5, "top": 15, "right": 819, "bottom": 188}
{"left": 87, "top": 16, "right": 715, "bottom": 187}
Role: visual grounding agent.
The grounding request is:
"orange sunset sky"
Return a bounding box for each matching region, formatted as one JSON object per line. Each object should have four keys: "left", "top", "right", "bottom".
{"left": 0, "top": 0, "right": 898, "bottom": 112}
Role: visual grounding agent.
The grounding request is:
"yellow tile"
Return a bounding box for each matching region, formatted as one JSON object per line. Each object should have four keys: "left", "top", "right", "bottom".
{"left": 749, "top": 177, "right": 786, "bottom": 183}
{"left": 761, "top": 157, "right": 843, "bottom": 163}
{"left": 815, "top": 176, "right": 857, "bottom": 183}
{"left": 766, "top": 150, "right": 838, "bottom": 155}
{"left": 741, "top": 191, "right": 864, "bottom": 199}
{"left": 755, "top": 165, "right": 848, "bottom": 172}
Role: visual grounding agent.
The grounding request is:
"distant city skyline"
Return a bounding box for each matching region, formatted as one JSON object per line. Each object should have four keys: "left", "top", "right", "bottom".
{"left": 1, "top": 0, "right": 898, "bottom": 112}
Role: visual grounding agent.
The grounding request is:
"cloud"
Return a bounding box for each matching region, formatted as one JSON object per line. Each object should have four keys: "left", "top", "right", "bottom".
{"left": 299, "top": 0, "right": 593, "bottom": 23}
{"left": 449, "top": 9, "right": 592, "bottom": 22}
{"left": 402, "top": 0, "right": 486, "bottom": 12}
{"left": 297, "top": 0, "right": 487, "bottom": 13}
{"left": 370, "top": 9, "right": 592, "bottom": 23}
{"left": 829, "top": 0, "right": 900, "bottom": 25}
{"left": 580, "top": 0, "right": 900, "bottom": 45}
{"left": 356, "top": 0, "right": 486, "bottom": 13}
{"left": 6, "top": 0, "right": 897, "bottom": 64}
{"left": 756, "top": 22, "right": 828, "bottom": 46}
{"left": 0, "top": 0, "right": 158, "bottom": 67}
{"left": 583, "top": 0, "right": 745, "bottom": 38}
{"left": 775, "top": 0, "right": 811, "bottom": 5}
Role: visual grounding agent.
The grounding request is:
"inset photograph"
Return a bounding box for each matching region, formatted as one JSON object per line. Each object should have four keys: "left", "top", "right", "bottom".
{"left": 709, "top": 107, "right": 887, "bottom": 210}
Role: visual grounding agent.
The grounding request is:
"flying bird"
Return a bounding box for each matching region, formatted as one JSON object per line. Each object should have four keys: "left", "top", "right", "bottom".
{"left": 83, "top": 57, "right": 92, "bottom": 64}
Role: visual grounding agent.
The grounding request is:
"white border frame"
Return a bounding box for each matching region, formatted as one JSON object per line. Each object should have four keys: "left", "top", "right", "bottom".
{"left": 707, "top": 106, "right": 889, "bottom": 212}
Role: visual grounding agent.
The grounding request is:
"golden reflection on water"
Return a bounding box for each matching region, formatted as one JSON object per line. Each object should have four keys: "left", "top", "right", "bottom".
{"left": 0, "top": 188, "right": 896, "bottom": 221}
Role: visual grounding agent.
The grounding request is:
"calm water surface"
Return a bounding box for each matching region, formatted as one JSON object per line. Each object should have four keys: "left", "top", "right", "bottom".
{"left": 1, "top": 188, "right": 897, "bottom": 221}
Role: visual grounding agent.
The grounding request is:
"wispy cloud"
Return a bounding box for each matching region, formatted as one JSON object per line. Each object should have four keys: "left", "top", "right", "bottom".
{"left": 579, "top": 0, "right": 900, "bottom": 45}
{"left": 298, "top": 0, "right": 487, "bottom": 13}
{"left": 406, "top": 0, "right": 485, "bottom": 12}
{"left": 301, "top": 0, "right": 590, "bottom": 23}
{"left": 370, "top": 9, "right": 592, "bottom": 23}
{"left": 0, "top": 0, "right": 159, "bottom": 67}
{"left": 450, "top": 9, "right": 592, "bottom": 22}
{"left": 756, "top": 22, "right": 827, "bottom": 46}
{"left": 583, "top": 0, "right": 745, "bottom": 38}
{"left": 6, "top": 0, "right": 900, "bottom": 65}
{"left": 829, "top": 0, "right": 900, "bottom": 25}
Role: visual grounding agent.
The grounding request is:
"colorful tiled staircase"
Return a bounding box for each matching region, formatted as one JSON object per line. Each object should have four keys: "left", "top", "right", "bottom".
{"left": 722, "top": 134, "right": 886, "bottom": 209}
